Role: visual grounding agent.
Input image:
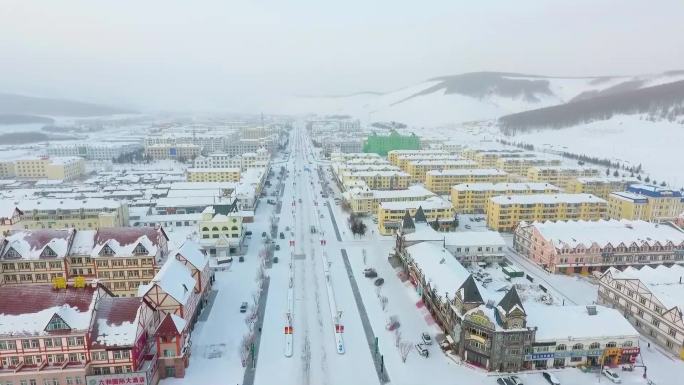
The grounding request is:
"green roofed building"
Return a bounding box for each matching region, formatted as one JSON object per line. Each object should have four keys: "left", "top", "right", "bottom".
{"left": 363, "top": 130, "right": 420, "bottom": 156}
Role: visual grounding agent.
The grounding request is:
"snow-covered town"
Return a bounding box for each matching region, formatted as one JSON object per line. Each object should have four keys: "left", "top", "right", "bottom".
{"left": 2, "top": 2, "right": 684, "bottom": 385}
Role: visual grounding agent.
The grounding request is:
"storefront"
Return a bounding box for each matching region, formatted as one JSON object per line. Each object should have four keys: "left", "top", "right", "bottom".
{"left": 523, "top": 352, "right": 555, "bottom": 369}
{"left": 620, "top": 347, "right": 640, "bottom": 365}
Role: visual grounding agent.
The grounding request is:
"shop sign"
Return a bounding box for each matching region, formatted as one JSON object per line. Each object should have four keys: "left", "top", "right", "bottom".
{"left": 87, "top": 372, "right": 147, "bottom": 385}
{"left": 622, "top": 347, "right": 640, "bottom": 355}
{"left": 554, "top": 348, "right": 603, "bottom": 358}
{"left": 524, "top": 352, "right": 555, "bottom": 361}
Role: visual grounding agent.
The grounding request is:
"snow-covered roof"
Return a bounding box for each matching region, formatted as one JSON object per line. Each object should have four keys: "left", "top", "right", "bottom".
{"left": 91, "top": 227, "right": 165, "bottom": 258}
{"left": 528, "top": 166, "right": 600, "bottom": 172}
{"left": 526, "top": 304, "right": 638, "bottom": 341}
{"left": 187, "top": 167, "right": 240, "bottom": 173}
{"left": 349, "top": 185, "right": 435, "bottom": 200}
{"left": 0, "top": 285, "right": 98, "bottom": 336}
{"left": 2, "top": 229, "right": 74, "bottom": 260}
{"left": 607, "top": 265, "right": 684, "bottom": 312}
{"left": 343, "top": 170, "right": 411, "bottom": 177}
{"left": 575, "top": 176, "right": 640, "bottom": 184}
{"left": 17, "top": 198, "right": 123, "bottom": 211}
{"left": 489, "top": 193, "right": 605, "bottom": 205}
{"left": 444, "top": 231, "right": 506, "bottom": 247}
{"left": 91, "top": 297, "right": 140, "bottom": 348}
{"left": 528, "top": 219, "right": 684, "bottom": 249}
{"left": 427, "top": 168, "right": 507, "bottom": 176}
{"left": 452, "top": 182, "right": 559, "bottom": 192}
{"left": 380, "top": 196, "right": 451, "bottom": 211}
{"left": 146, "top": 258, "right": 196, "bottom": 306}
{"left": 173, "top": 240, "right": 209, "bottom": 270}
{"left": 171, "top": 314, "right": 187, "bottom": 333}
{"left": 406, "top": 242, "right": 470, "bottom": 296}
{"left": 0, "top": 201, "right": 20, "bottom": 219}
{"left": 407, "top": 160, "right": 477, "bottom": 166}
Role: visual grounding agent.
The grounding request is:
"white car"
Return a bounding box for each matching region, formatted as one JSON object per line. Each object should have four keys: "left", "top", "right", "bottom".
{"left": 602, "top": 368, "right": 621, "bottom": 383}
{"left": 542, "top": 371, "right": 560, "bottom": 385}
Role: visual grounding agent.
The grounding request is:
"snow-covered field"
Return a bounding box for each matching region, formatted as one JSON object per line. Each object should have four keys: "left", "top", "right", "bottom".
{"left": 512, "top": 115, "right": 684, "bottom": 188}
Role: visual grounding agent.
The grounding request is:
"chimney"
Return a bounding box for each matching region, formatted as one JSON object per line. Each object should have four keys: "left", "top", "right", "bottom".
{"left": 586, "top": 305, "right": 597, "bottom": 315}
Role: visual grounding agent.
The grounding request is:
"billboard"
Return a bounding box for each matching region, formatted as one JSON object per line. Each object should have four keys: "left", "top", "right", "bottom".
{"left": 86, "top": 372, "right": 147, "bottom": 385}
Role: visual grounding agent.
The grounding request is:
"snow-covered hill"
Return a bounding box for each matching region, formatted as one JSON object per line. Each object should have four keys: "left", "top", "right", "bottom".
{"left": 279, "top": 71, "right": 684, "bottom": 127}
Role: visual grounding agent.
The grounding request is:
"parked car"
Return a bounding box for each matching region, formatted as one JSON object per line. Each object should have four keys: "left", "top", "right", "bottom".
{"left": 280, "top": 232, "right": 285, "bottom": 239}
{"left": 542, "top": 371, "right": 560, "bottom": 385}
{"left": 261, "top": 231, "right": 267, "bottom": 237}
{"left": 602, "top": 368, "right": 621, "bottom": 383}
{"left": 497, "top": 378, "right": 513, "bottom": 385}
{"left": 275, "top": 244, "right": 281, "bottom": 251}
{"left": 415, "top": 343, "right": 429, "bottom": 358}
{"left": 465, "top": 224, "right": 471, "bottom": 229}
{"left": 364, "top": 268, "right": 377, "bottom": 278}
{"left": 509, "top": 376, "right": 523, "bottom": 385}
{"left": 245, "top": 230, "right": 253, "bottom": 236}
{"left": 421, "top": 332, "right": 432, "bottom": 345}
{"left": 240, "top": 302, "right": 248, "bottom": 313}
{"left": 273, "top": 256, "right": 279, "bottom": 263}
{"left": 239, "top": 256, "right": 245, "bottom": 262}
{"left": 374, "top": 278, "right": 385, "bottom": 286}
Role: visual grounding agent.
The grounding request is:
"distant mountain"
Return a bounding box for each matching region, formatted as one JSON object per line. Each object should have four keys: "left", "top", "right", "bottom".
{"left": 280, "top": 71, "right": 684, "bottom": 127}
{"left": 0, "top": 93, "right": 134, "bottom": 117}
{"left": 498, "top": 80, "right": 684, "bottom": 133}
{"left": 0, "top": 113, "right": 54, "bottom": 125}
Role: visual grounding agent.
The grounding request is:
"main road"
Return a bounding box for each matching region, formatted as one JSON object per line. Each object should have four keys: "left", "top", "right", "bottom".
{"left": 252, "top": 124, "right": 378, "bottom": 385}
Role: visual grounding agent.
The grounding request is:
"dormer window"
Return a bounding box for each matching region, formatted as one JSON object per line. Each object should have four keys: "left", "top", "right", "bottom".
{"left": 133, "top": 243, "right": 148, "bottom": 255}
{"left": 45, "top": 314, "right": 70, "bottom": 332}
{"left": 41, "top": 246, "right": 57, "bottom": 258}
{"left": 100, "top": 244, "right": 115, "bottom": 256}
{"left": 5, "top": 247, "right": 20, "bottom": 259}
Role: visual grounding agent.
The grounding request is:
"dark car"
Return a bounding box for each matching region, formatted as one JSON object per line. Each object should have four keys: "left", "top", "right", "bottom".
{"left": 239, "top": 256, "right": 245, "bottom": 262}
{"left": 245, "top": 230, "right": 253, "bottom": 236}
{"left": 273, "top": 256, "right": 279, "bottom": 263}
{"left": 240, "top": 302, "right": 248, "bottom": 313}
{"left": 280, "top": 232, "right": 285, "bottom": 239}
{"left": 275, "top": 244, "right": 281, "bottom": 251}
{"left": 374, "top": 278, "right": 384, "bottom": 286}
{"left": 364, "top": 269, "right": 378, "bottom": 278}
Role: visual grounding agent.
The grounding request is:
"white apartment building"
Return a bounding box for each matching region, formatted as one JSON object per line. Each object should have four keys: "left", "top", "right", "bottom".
{"left": 47, "top": 143, "right": 143, "bottom": 160}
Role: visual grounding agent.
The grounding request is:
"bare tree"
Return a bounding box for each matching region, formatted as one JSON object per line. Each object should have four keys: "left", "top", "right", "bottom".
{"left": 394, "top": 329, "right": 402, "bottom": 348}
{"left": 251, "top": 290, "right": 260, "bottom": 307}
{"left": 399, "top": 341, "right": 413, "bottom": 363}
{"left": 380, "top": 295, "right": 388, "bottom": 311}
{"left": 239, "top": 333, "right": 253, "bottom": 367}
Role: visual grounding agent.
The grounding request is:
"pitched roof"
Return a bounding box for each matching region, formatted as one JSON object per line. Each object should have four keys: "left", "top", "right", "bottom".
{"left": 497, "top": 286, "right": 525, "bottom": 315}
{"left": 91, "top": 227, "right": 167, "bottom": 258}
{"left": 457, "top": 275, "right": 484, "bottom": 304}
{"left": 401, "top": 210, "right": 415, "bottom": 230}
{"left": 155, "top": 313, "right": 187, "bottom": 336}
{"left": 174, "top": 240, "right": 209, "bottom": 270}
{"left": 145, "top": 258, "right": 196, "bottom": 306}
{"left": 0, "top": 285, "right": 98, "bottom": 336}
{"left": 90, "top": 297, "right": 141, "bottom": 348}
{"left": 414, "top": 206, "right": 427, "bottom": 223}
{"left": 2, "top": 229, "right": 74, "bottom": 260}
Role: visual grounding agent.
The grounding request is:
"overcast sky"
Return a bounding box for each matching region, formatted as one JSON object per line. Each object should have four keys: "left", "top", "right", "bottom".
{"left": 1, "top": 0, "right": 683, "bottom": 113}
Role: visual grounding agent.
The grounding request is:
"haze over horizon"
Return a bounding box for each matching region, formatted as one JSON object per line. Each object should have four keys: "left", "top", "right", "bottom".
{"left": 1, "top": 0, "right": 683, "bottom": 113}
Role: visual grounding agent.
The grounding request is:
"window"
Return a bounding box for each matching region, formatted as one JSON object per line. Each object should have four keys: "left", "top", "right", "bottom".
{"left": 622, "top": 341, "right": 633, "bottom": 347}
{"left": 572, "top": 343, "right": 583, "bottom": 350}
{"left": 133, "top": 243, "right": 148, "bottom": 255}
{"left": 570, "top": 356, "right": 583, "bottom": 362}
{"left": 605, "top": 341, "right": 616, "bottom": 348}
{"left": 669, "top": 328, "right": 677, "bottom": 337}
{"left": 100, "top": 245, "right": 115, "bottom": 256}
{"left": 46, "top": 316, "right": 70, "bottom": 331}
{"left": 555, "top": 344, "right": 566, "bottom": 351}
{"left": 652, "top": 319, "right": 660, "bottom": 327}
{"left": 589, "top": 342, "right": 600, "bottom": 349}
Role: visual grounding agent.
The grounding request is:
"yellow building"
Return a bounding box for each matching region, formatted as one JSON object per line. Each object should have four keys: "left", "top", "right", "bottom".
{"left": 377, "top": 196, "right": 453, "bottom": 235}
{"left": 395, "top": 154, "right": 458, "bottom": 170}
{"left": 451, "top": 182, "right": 560, "bottom": 214}
{"left": 566, "top": 177, "right": 640, "bottom": 200}
{"left": 607, "top": 184, "right": 684, "bottom": 221}
{"left": 330, "top": 152, "right": 383, "bottom": 163}
{"left": 425, "top": 169, "right": 508, "bottom": 194}
{"left": 494, "top": 158, "right": 562, "bottom": 176}
{"left": 341, "top": 170, "right": 411, "bottom": 190}
{"left": 187, "top": 167, "right": 241, "bottom": 182}
{"left": 11, "top": 156, "right": 85, "bottom": 181}
{"left": 486, "top": 193, "right": 607, "bottom": 232}
{"left": 199, "top": 203, "right": 244, "bottom": 257}
{"left": 16, "top": 198, "right": 129, "bottom": 230}
{"left": 0, "top": 160, "right": 15, "bottom": 178}
{"left": 145, "top": 143, "right": 201, "bottom": 160}
{"left": 342, "top": 185, "right": 436, "bottom": 214}
{"left": 404, "top": 159, "right": 478, "bottom": 183}
{"left": 388, "top": 149, "right": 448, "bottom": 166}
{"left": 526, "top": 166, "right": 601, "bottom": 189}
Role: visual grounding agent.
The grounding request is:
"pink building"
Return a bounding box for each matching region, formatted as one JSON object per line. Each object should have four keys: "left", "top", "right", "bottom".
{"left": 514, "top": 219, "right": 684, "bottom": 274}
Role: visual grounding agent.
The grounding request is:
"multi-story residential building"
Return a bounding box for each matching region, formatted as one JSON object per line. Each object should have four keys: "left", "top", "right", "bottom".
{"left": 330, "top": 152, "right": 383, "bottom": 163}
{"left": 198, "top": 203, "right": 244, "bottom": 258}
{"left": 225, "top": 138, "right": 274, "bottom": 157}
{"left": 443, "top": 231, "right": 507, "bottom": 264}
{"left": 598, "top": 265, "right": 684, "bottom": 359}
{"left": 193, "top": 148, "right": 269, "bottom": 171}
{"left": 514, "top": 219, "right": 684, "bottom": 274}
{"left": 566, "top": 177, "right": 640, "bottom": 200}
{"left": 377, "top": 197, "right": 453, "bottom": 235}
{"left": 342, "top": 185, "right": 436, "bottom": 215}
{"left": 473, "top": 152, "right": 535, "bottom": 168}
{"left": 47, "top": 143, "right": 143, "bottom": 161}
{"left": 487, "top": 193, "right": 607, "bottom": 232}
{"left": 15, "top": 198, "right": 129, "bottom": 230}
{"left": 608, "top": 184, "right": 684, "bottom": 221}
{"left": 388, "top": 149, "right": 448, "bottom": 166}
{"left": 145, "top": 144, "right": 201, "bottom": 161}
{"left": 404, "top": 159, "right": 479, "bottom": 183}
{"left": 340, "top": 170, "right": 411, "bottom": 191}
{"left": 11, "top": 156, "right": 85, "bottom": 181}
{"left": 494, "top": 157, "right": 562, "bottom": 176}
{"left": 144, "top": 133, "right": 227, "bottom": 153}
{"left": 461, "top": 148, "right": 523, "bottom": 161}
{"left": 0, "top": 227, "right": 169, "bottom": 296}
{"left": 363, "top": 131, "right": 420, "bottom": 156}
{"left": 395, "top": 153, "right": 459, "bottom": 171}
{"left": 0, "top": 160, "right": 16, "bottom": 178}
{"left": 526, "top": 166, "right": 601, "bottom": 189}
{"left": 186, "top": 168, "right": 241, "bottom": 183}
{"left": 451, "top": 182, "right": 560, "bottom": 214}
{"left": 524, "top": 304, "right": 640, "bottom": 369}
{"left": 139, "top": 241, "right": 212, "bottom": 379}
{"left": 425, "top": 169, "right": 509, "bottom": 195}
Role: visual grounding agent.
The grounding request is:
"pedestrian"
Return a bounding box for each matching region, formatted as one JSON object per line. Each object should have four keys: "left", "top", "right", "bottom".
{"left": 648, "top": 342, "right": 651, "bottom": 348}
{"left": 259, "top": 327, "right": 262, "bottom": 333}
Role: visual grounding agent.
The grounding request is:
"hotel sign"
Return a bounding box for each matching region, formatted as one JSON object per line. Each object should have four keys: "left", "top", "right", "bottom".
{"left": 86, "top": 372, "right": 147, "bottom": 385}
{"left": 524, "top": 352, "right": 555, "bottom": 361}
{"left": 553, "top": 348, "right": 603, "bottom": 358}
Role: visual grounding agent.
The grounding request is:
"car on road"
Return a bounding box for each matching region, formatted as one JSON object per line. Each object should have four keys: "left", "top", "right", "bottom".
{"left": 465, "top": 224, "right": 471, "bottom": 229}
{"left": 261, "top": 231, "right": 267, "bottom": 237}
{"left": 240, "top": 302, "right": 248, "bottom": 313}
{"left": 509, "top": 376, "right": 523, "bottom": 385}
{"left": 421, "top": 332, "right": 432, "bottom": 345}
{"left": 415, "top": 343, "right": 429, "bottom": 358}
{"left": 374, "top": 278, "right": 384, "bottom": 286}
{"left": 320, "top": 213, "right": 324, "bottom": 218}
{"left": 602, "top": 368, "right": 621, "bottom": 383}
{"left": 275, "top": 244, "right": 281, "bottom": 251}
{"left": 497, "top": 378, "right": 512, "bottom": 385}
{"left": 542, "top": 371, "right": 560, "bottom": 385}
{"left": 239, "top": 256, "right": 245, "bottom": 262}
{"left": 245, "top": 230, "right": 252, "bottom": 236}
{"left": 279, "top": 232, "right": 285, "bottom": 239}
{"left": 363, "top": 268, "right": 377, "bottom": 278}
{"left": 273, "top": 256, "right": 279, "bottom": 263}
